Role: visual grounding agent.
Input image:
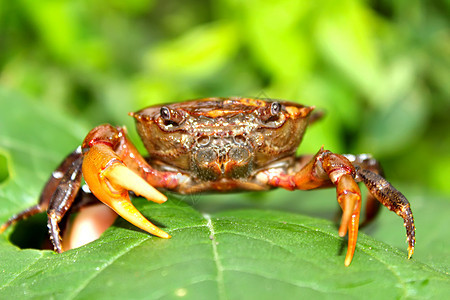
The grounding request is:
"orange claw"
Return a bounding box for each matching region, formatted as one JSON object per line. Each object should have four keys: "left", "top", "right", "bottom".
{"left": 336, "top": 174, "right": 361, "bottom": 267}
{"left": 82, "top": 143, "right": 170, "bottom": 239}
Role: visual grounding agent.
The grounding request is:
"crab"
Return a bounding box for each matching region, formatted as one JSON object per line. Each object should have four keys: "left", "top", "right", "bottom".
{"left": 0, "top": 97, "right": 415, "bottom": 266}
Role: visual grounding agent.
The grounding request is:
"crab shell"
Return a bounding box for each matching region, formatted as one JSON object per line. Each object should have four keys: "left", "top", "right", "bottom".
{"left": 130, "top": 98, "right": 314, "bottom": 181}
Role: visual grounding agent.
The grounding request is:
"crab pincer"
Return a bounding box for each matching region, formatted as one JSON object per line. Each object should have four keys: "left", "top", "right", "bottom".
{"left": 287, "top": 149, "right": 363, "bottom": 266}
{"left": 81, "top": 126, "right": 171, "bottom": 240}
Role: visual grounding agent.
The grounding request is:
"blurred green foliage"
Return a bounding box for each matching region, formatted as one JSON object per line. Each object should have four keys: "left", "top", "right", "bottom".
{"left": 0, "top": 0, "right": 449, "bottom": 194}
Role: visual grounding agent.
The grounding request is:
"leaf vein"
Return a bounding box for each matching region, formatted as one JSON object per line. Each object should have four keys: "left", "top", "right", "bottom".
{"left": 203, "top": 213, "right": 226, "bottom": 300}
{"left": 0, "top": 250, "right": 44, "bottom": 290}
{"left": 66, "top": 237, "right": 148, "bottom": 300}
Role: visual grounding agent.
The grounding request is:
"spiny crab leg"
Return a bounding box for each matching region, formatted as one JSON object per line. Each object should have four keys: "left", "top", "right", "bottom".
{"left": 82, "top": 143, "right": 170, "bottom": 239}
{"left": 357, "top": 168, "right": 415, "bottom": 259}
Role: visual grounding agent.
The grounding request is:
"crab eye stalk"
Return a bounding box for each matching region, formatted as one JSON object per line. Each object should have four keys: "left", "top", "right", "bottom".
{"left": 160, "top": 107, "right": 171, "bottom": 120}
{"left": 259, "top": 101, "right": 284, "bottom": 126}
{"left": 159, "top": 106, "right": 185, "bottom": 127}
{"left": 270, "top": 102, "right": 281, "bottom": 115}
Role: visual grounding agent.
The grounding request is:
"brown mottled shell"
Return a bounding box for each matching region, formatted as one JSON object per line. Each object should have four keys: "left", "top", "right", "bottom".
{"left": 131, "top": 97, "right": 313, "bottom": 180}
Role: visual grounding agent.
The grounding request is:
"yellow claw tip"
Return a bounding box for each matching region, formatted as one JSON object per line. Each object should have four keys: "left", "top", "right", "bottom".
{"left": 105, "top": 164, "right": 166, "bottom": 204}
{"left": 338, "top": 227, "right": 347, "bottom": 237}
{"left": 160, "top": 232, "right": 171, "bottom": 239}
{"left": 344, "top": 257, "right": 352, "bottom": 267}
{"left": 149, "top": 228, "right": 171, "bottom": 239}
{"left": 156, "top": 194, "right": 168, "bottom": 204}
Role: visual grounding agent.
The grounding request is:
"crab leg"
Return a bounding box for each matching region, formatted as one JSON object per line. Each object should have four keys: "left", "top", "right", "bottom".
{"left": 263, "top": 148, "right": 362, "bottom": 266}
{"left": 0, "top": 204, "right": 43, "bottom": 234}
{"left": 312, "top": 150, "right": 362, "bottom": 266}
{"left": 345, "top": 153, "right": 415, "bottom": 258}
{"left": 0, "top": 148, "right": 82, "bottom": 236}
{"left": 82, "top": 126, "right": 170, "bottom": 239}
{"left": 357, "top": 169, "right": 415, "bottom": 259}
{"left": 262, "top": 147, "right": 415, "bottom": 265}
{"left": 47, "top": 155, "right": 84, "bottom": 252}
{"left": 344, "top": 154, "right": 384, "bottom": 226}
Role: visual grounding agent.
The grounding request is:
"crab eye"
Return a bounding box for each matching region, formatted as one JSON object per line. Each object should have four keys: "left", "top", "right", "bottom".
{"left": 258, "top": 101, "right": 285, "bottom": 127}
{"left": 160, "top": 107, "right": 171, "bottom": 120}
{"left": 270, "top": 102, "right": 281, "bottom": 115}
{"left": 159, "top": 106, "right": 185, "bottom": 128}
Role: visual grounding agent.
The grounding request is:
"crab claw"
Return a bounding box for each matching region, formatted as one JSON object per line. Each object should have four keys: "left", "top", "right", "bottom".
{"left": 83, "top": 143, "right": 170, "bottom": 239}
{"left": 336, "top": 174, "right": 361, "bottom": 267}
{"left": 105, "top": 163, "right": 167, "bottom": 204}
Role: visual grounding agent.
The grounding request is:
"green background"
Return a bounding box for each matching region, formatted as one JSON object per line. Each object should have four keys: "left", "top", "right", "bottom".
{"left": 0, "top": 0, "right": 449, "bottom": 299}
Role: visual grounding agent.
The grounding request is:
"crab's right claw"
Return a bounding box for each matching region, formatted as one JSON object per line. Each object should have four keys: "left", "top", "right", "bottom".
{"left": 335, "top": 174, "right": 362, "bottom": 267}
{"left": 82, "top": 143, "right": 170, "bottom": 239}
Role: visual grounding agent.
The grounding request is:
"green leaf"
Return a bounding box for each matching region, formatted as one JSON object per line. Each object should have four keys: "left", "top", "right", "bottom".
{"left": 0, "top": 89, "right": 88, "bottom": 218}
{"left": 1, "top": 199, "right": 449, "bottom": 299}
{"left": 315, "top": 0, "right": 382, "bottom": 98}
{"left": 144, "top": 22, "right": 238, "bottom": 80}
{"left": 236, "top": 0, "right": 315, "bottom": 82}
{"left": 0, "top": 89, "right": 448, "bottom": 299}
{"left": 19, "top": 0, "right": 109, "bottom": 68}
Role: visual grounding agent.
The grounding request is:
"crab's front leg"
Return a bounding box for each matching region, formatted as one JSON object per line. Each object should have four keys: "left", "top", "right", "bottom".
{"left": 261, "top": 148, "right": 361, "bottom": 266}
{"left": 296, "top": 148, "right": 362, "bottom": 266}
{"left": 81, "top": 124, "right": 170, "bottom": 239}
{"left": 344, "top": 154, "right": 384, "bottom": 227}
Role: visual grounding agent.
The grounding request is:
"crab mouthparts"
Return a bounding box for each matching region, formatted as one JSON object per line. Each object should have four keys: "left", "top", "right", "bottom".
{"left": 192, "top": 144, "right": 252, "bottom": 181}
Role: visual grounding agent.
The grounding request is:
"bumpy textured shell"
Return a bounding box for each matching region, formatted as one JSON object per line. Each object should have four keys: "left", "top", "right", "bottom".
{"left": 131, "top": 97, "right": 313, "bottom": 180}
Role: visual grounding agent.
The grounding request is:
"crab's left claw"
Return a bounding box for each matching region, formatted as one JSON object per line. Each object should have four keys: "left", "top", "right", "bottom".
{"left": 83, "top": 143, "right": 170, "bottom": 239}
